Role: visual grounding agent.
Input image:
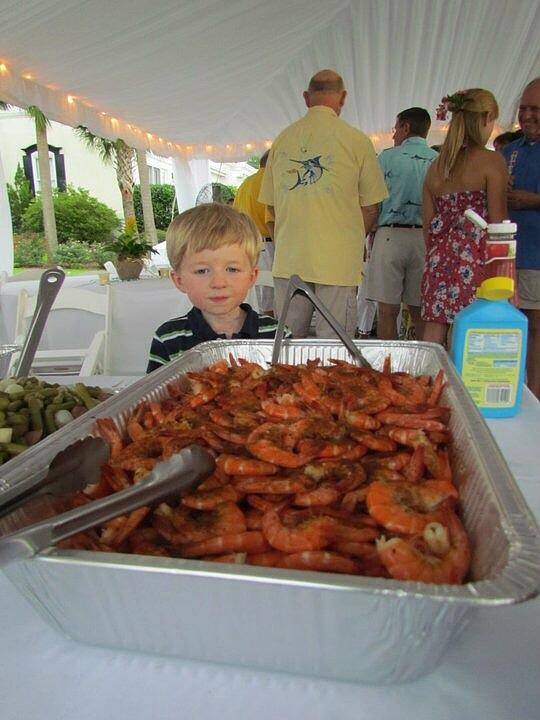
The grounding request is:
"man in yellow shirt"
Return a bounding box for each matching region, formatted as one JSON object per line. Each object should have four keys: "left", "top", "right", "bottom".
{"left": 233, "top": 150, "right": 274, "bottom": 311}
{"left": 259, "top": 69, "right": 388, "bottom": 338}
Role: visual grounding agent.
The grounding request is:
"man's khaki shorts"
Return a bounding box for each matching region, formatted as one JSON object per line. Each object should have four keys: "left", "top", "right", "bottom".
{"left": 518, "top": 269, "right": 540, "bottom": 310}
{"left": 273, "top": 278, "right": 357, "bottom": 339}
{"left": 364, "top": 226, "right": 425, "bottom": 306}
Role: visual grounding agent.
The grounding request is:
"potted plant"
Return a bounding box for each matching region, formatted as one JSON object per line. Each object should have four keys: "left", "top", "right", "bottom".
{"left": 104, "top": 216, "right": 156, "bottom": 281}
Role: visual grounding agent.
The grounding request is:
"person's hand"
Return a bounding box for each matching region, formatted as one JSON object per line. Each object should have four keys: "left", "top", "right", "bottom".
{"left": 507, "top": 189, "right": 540, "bottom": 210}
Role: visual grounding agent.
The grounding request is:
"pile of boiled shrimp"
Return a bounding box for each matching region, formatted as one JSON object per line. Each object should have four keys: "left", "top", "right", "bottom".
{"left": 59, "top": 357, "right": 471, "bottom": 585}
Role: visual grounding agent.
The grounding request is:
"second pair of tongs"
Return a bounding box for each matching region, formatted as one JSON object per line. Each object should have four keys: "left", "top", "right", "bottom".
{"left": 0, "top": 444, "right": 214, "bottom": 566}
{"left": 272, "top": 275, "right": 372, "bottom": 368}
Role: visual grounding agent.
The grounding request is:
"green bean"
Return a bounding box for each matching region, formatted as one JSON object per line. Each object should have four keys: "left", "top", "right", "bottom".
{"left": 10, "top": 424, "right": 28, "bottom": 439}
{"left": 7, "top": 400, "right": 23, "bottom": 411}
{"left": 44, "top": 404, "right": 59, "bottom": 434}
{"left": 0, "top": 411, "right": 5, "bottom": 426}
{"left": 3, "top": 442, "right": 28, "bottom": 456}
{"left": 27, "top": 397, "right": 44, "bottom": 433}
{"left": 56, "top": 401, "right": 76, "bottom": 411}
{"left": 0, "top": 396, "right": 9, "bottom": 410}
{"left": 7, "top": 412, "right": 27, "bottom": 425}
{"left": 73, "top": 383, "right": 101, "bottom": 409}
{"left": 40, "top": 387, "right": 60, "bottom": 397}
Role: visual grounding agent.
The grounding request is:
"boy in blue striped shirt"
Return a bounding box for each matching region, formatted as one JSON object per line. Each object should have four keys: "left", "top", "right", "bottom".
{"left": 147, "top": 203, "right": 289, "bottom": 372}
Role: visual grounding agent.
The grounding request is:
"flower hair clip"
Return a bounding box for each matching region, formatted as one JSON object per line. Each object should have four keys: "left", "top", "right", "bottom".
{"left": 436, "top": 91, "right": 468, "bottom": 121}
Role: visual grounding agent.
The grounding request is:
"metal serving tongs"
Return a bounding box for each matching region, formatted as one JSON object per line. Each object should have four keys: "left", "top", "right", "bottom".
{"left": 15, "top": 266, "right": 65, "bottom": 378}
{"left": 0, "top": 444, "right": 214, "bottom": 566}
{"left": 271, "top": 274, "right": 372, "bottom": 368}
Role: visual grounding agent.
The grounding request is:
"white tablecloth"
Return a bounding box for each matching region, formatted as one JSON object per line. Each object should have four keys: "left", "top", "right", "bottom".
{"left": 0, "top": 276, "right": 192, "bottom": 375}
{"left": 0, "top": 384, "right": 539, "bottom": 719}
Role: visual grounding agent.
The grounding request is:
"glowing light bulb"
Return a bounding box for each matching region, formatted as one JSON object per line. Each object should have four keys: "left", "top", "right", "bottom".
{"left": 264, "top": 140, "right": 272, "bottom": 149}
{"left": 67, "top": 95, "right": 75, "bottom": 105}
{"left": 146, "top": 132, "right": 153, "bottom": 140}
{"left": 0, "top": 64, "right": 8, "bottom": 75}
{"left": 245, "top": 143, "right": 253, "bottom": 150}
{"left": 205, "top": 144, "right": 213, "bottom": 152}
{"left": 22, "top": 73, "right": 33, "bottom": 80}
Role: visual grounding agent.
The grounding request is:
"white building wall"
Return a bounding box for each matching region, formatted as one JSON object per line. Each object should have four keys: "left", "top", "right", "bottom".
{"left": 0, "top": 110, "right": 125, "bottom": 217}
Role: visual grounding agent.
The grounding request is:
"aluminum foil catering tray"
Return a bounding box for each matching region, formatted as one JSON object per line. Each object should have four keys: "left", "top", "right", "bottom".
{"left": 1, "top": 340, "right": 539, "bottom": 685}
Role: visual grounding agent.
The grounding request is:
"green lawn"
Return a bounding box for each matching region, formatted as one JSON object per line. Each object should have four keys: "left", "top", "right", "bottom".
{"left": 14, "top": 267, "right": 99, "bottom": 276}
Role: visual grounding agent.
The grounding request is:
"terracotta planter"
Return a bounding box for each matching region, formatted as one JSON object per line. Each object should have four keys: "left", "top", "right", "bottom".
{"left": 114, "top": 258, "right": 144, "bottom": 281}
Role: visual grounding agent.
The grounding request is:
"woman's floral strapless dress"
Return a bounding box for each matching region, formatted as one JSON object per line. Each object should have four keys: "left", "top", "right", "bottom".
{"left": 421, "top": 190, "right": 488, "bottom": 324}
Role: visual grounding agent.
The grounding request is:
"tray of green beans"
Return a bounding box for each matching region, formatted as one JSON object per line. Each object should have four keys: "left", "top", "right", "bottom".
{"left": 0, "top": 377, "right": 112, "bottom": 465}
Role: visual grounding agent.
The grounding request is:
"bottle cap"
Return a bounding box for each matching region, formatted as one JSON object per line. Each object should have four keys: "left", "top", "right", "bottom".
{"left": 487, "top": 219, "right": 517, "bottom": 235}
{"left": 477, "top": 276, "right": 514, "bottom": 300}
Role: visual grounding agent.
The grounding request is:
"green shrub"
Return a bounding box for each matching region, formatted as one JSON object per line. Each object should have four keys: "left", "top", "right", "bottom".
{"left": 21, "top": 186, "right": 120, "bottom": 244}
{"left": 13, "top": 233, "right": 47, "bottom": 267}
{"left": 7, "top": 165, "right": 34, "bottom": 233}
{"left": 133, "top": 183, "right": 177, "bottom": 231}
{"left": 90, "top": 243, "right": 117, "bottom": 267}
{"left": 53, "top": 241, "right": 94, "bottom": 267}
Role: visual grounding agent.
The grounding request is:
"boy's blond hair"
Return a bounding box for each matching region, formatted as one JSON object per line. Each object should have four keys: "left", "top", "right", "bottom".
{"left": 166, "top": 203, "right": 262, "bottom": 270}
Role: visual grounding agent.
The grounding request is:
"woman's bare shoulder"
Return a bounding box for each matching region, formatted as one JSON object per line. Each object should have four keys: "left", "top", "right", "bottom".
{"left": 473, "top": 146, "right": 506, "bottom": 167}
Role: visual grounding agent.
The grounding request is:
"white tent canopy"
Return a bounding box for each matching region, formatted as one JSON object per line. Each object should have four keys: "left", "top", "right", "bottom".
{"left": 1, "top": 0, "right": 539, "bottom": 161}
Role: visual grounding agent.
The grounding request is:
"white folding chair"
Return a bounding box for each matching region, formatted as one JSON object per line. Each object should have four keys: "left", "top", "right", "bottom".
{"left": 5, "top": 268, "right": 45, "bottom": 283}
{"left": 142, "top": 258, "right": 160, "bottom": 278}
{"left": 10, "top": 286, "right": 112, "bottom": 376}
{"left": 246, "top": 270, "right": 274, "bottom": 314}
{"left": 103, "top": 260, "right": 119, "bottom": 281}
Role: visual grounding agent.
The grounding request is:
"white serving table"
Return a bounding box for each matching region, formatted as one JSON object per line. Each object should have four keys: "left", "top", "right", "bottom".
{"left": 0, "top": 276, "right": 192, "bottom": 375}
{"left": 0, "top": 386, "right": 539, "bottom": 720}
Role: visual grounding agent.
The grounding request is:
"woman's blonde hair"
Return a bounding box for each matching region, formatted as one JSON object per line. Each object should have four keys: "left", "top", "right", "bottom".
{"left": 166, "top": 203, "right": 262, "bottom": 270}
{"left": 437, "top": 88, "right": 499, "bottom": 179}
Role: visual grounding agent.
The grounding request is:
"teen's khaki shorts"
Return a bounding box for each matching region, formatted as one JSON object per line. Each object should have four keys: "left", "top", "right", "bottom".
{"left": 364, "top": 227, "right": 424, "bottom": 306}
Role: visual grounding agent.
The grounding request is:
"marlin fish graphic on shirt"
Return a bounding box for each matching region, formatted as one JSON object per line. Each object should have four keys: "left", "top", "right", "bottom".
{"left": 287, "top": 156, "right": 327, "bottom": 190}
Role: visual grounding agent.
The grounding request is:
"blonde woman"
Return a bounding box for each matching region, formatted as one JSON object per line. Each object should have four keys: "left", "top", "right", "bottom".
{"left": 421, "top": 89, "right": 508, "bottom": 345}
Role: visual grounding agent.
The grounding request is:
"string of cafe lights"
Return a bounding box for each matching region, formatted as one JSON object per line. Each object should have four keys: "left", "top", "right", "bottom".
{"left": 1, "top": 61, "right": 510, "bottom": 156}
{"left": 0, "top": 61, "right": 272, "bottom": 159}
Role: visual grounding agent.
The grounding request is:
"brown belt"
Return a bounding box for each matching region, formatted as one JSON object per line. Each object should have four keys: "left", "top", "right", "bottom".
{"left": 380, "top": 224, "right": 422, "bottom": 229}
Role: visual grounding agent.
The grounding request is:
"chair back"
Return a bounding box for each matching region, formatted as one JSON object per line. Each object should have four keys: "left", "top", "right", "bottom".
{"left": 246, "top": 271, "right": 274, "bottom": 313}
{"left": 103, "top": 261, "right": 119, "bottom": 280}
{"left": 12, "top": 286, "right": 112, "bottom": 375}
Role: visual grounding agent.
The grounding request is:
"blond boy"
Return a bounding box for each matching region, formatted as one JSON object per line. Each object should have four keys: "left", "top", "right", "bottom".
{"left": 147, "top": 203, "right": 289, "bottom": 372}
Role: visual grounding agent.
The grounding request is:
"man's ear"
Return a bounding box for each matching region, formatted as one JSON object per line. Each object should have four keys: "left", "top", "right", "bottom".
{"left": 170, "top": 269, "right": 186, "bottom": 292}
{"left": 303, "top": 90, "right": 311, "bottom": 108}
{"left": 339, "top": 90, "right": 347, "bottom": 108}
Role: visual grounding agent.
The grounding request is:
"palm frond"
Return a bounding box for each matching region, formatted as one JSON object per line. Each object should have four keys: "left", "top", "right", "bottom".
{"left": 76, "top": 125, "right": 116, "bottom": 164}
{"left": 0, "top": 100, "right": 12, "bottom": 111}
{"left": 26, "top": 105, "right": 49, "bottom": 133}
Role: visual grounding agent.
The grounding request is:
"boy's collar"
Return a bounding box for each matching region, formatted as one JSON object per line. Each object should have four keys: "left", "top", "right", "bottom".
{"left": 188, "top": 304, "right": 259, "bottom": 340}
